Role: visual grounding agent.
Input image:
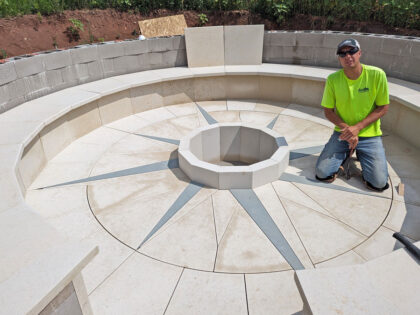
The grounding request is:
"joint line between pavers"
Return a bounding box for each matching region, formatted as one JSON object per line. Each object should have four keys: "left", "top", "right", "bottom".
{"left": 163, "top": 268, "right": 185, "bottom": 315}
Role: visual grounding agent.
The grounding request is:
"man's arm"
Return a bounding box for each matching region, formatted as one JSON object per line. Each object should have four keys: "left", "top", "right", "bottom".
{"left": 339, "top": 105, "right": 389, "bottom": 141}
{"left": 323, "top": 108, "right": 359, "bottom": 149}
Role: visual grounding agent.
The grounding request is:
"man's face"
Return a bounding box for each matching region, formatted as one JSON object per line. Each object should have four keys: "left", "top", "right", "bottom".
{"left": 338, "top": 46, "right": 361, "bottom": 69}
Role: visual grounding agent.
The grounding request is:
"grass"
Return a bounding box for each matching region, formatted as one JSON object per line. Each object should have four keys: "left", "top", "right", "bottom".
{"left": 0, "top": 0, "right": 419, "bottom": 29}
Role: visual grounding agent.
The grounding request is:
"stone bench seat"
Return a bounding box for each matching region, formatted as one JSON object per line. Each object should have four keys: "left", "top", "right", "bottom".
{"left": 1, "top": 63, "right": 419, "bottom": 314}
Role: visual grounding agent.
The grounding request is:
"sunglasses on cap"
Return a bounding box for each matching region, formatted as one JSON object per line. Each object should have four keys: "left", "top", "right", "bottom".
{"left": 337, "top": 47, "right": 359, "bottom": 57}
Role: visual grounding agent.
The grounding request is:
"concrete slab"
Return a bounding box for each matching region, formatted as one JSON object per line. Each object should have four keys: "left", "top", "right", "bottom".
{"left": 224, "top": 25, "right": 264, "bottom": 65}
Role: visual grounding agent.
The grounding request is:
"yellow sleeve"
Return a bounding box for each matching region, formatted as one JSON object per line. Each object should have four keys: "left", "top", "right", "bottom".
{"left": 321, "top": 77, "right": 335, "bottom": 109}
{"left": 375, "top": 70, "right": 389, "bottom": 106}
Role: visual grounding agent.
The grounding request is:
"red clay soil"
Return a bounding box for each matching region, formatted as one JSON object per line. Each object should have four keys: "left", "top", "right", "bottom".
{"left": 0, "top": 9, "right": 419, "bottom": 58}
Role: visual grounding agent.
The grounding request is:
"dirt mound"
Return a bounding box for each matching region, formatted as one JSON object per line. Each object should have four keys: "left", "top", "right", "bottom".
{"left": 0, "top": 9, "right": 419, "bottom": 58}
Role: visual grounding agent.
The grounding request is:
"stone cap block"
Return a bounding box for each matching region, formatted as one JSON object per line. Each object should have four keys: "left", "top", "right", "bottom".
{"left": 0, "top": 62, "right": 17, "bottom": 85}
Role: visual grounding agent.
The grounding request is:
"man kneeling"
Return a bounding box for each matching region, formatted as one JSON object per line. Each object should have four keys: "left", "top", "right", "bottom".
{"left": 315, "top": 39, "right": 389, "bottom": 192}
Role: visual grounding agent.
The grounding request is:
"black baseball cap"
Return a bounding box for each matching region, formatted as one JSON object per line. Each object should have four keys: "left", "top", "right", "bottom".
{"left": 336, "top": 39, "right": 360, "bottom": 54}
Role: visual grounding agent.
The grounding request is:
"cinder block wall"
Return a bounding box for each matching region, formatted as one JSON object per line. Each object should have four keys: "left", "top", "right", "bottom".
{"left": 263, "top": 31, "right": 420, "bottom": 84}
{"left": 0, "top": 36, "right": 186, "bottom": 113}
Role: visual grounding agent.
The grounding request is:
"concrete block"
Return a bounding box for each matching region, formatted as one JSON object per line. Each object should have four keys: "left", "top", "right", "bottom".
{"left": 394, "top": 105, "right": 420, "bottom": 148}
{"left": 295, "top": 32, "right": 325, "bottom": 47}
{"left": 23, "top": 72, "right": 49, "bottom": 100}
{"left": 123, "top": 40, "right": 149, "bottom": 56}
{"left": 148, "top": 52, "right": 164, "bottom": 66}
{"left": 381, "top": 38, "right": 412, "bottom": 57}
{"left": 185, "top": 26, "right": 225, "bottom": 67}
{"left": 352, "top": 35, "right": 383, "bottom": 54}
{"left": 70, "top": 45, "right": 99, "bottom": 64}
{"left": 0, "top": 62, "right": 17, "bottom": 85}
{"left": 70, "top": 63, "right": 89, "bottom": 83}
{"left": 113, "top": 55, "right": 140, "bottom": 74}
{"left": 14, "top": 55, "right": 45, "bottom": 79}
{"left": 87, "top": 60, "right": 104, "bottom": 81}
{"left": 411, "top": 41, "right": 420, "bottom": 60}
{"left": 251, "top": 159, "right": 280, "bottom": 188}
{"left": 39, "top": 114, "right": 73, "bottom": 161}
{"left": 179, "top": 151, "right": 220, "bottom": 188}
{"left": 45, "top": 69, "right": 66, "bottom": 91}
{"left": 0, "top": 84, "right": 10, "bottom": 107}
{"left": 259, "top": 131, "right": 277, "bottom": 161}
{"left": 224, "top": 25, "right": 264, "bottom": 65}
{"left": 188, "top": 133, "right": 203, "bottom": 160}
{"left": 97, "top": 42, "right": 125, "bottom": 59}
{"left": 323, "top": 33, "right": 349, "bottom": 49}
{"left": 44, "top": 50, "right": 72, "bottom": 70}
{"left": 174, "top": 50, "right": 187, "bottom": 67}
{"left": 101, "top": 58, "right": 114, "bottom": 76}
{"left": 161, "top": 50, "right": 180, "bottom": 68}
{"left": 136, "top": 53, "right": 152, "bottom": 71}
{"left": 172, "top": 36, "right": 186, "bottom": 50}
{"left": 61, "top": 65, "right": 79, "bottom": 86}
{"left": 66, "top": 101, "right": 102, "bottom": 139}
{"left": 130, "top": 83, "right": 163, "bottom": 113}
{"left": 147, "top": 37, "right": 173, "bottom": 52}
{"left": 264, "top": 32, "right": 297, "bottom": 47}
{"left": 201, "top": 126, "right": 220, "bottom": 163}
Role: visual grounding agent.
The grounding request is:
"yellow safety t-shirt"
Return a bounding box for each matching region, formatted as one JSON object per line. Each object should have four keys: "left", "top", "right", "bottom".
{"left": 321, "top": 64, "right": 389, "bottom": 137}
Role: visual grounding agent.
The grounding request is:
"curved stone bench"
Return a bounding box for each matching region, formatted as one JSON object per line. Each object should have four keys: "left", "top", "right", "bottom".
{"left": 0, "top": 63, "right": 419, "bottom": 313}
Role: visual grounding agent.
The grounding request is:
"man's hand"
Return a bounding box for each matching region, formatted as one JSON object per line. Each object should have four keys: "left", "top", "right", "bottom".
{"left": 347, "top": 135, "right": 358, "bottom": 150}
{"left": 339, "top": 125, "right": 361, "bottom": 141}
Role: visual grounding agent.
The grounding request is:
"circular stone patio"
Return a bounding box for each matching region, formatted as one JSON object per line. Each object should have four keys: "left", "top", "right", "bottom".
{"left": 23, "top": 99, "right": 417, "bottom": 314}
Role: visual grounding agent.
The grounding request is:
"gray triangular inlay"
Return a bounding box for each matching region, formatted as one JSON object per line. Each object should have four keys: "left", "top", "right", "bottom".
{"left": 196, "top": 104, "right": 218, "bottom": 125}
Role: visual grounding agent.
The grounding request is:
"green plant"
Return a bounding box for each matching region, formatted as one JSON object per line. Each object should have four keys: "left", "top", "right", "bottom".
{"left": 198, "top": 13, "right": 208, "bottom": 26}
{"left": 98, "top": 37, "right": 105, "bottom": 43}
{"left": 65, "top": 18, "right": 84, "bottom": 42}
{"left": 0, "top": 48, "right": 7, "bottom": 59}
{"left": 52, "top": 36, "right": 57, "bottom": 49}
{"left": 36, "top": 11, "right": 42, "bottom": 22}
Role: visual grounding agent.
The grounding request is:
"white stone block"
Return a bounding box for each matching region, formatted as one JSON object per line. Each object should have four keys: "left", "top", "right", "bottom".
{"left": 224, "top": 25, "right": 264, "bottom": 65}
{"left": 219, "top": 166, "right": 252, "bottom": 189}
{"left": 239, "top": 127, "right": 260, "bottom": 164}
{"left": 185, "top": 26, "right": 225, "bottom": 67}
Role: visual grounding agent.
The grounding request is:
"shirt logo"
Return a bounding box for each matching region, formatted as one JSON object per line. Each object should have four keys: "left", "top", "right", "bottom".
{"left": 358, "top": 87, "right": 369, "bottom": 93}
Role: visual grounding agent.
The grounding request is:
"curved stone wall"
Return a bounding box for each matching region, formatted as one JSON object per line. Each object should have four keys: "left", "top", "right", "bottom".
{"left": 0, "top": 36, "right": 187, "bottom": 113}
{"left": 1, "top": 31, "right": 419, "bottom": 114}
{"left": 263, "top": 30, "right": 420, "bottom": 83}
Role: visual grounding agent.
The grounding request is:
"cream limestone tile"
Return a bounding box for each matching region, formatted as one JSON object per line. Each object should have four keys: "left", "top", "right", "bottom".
{"left": 383, "top": 200, "right": 420, "bottom": 240}
{"left": 288, "top": 140, "right": 327, "bottom": 151}
{"left": 66, "top": 101, "right": 102, "bottom": 139}
{"left": 215, "top": 206, "right": 291, "bottom": 273}
{"left": 165, "top": 102, "right": 198, "bottom": 117}
{"left": 18, "top": 135, "right": 47, "bottom": 189}
{"left": 258, "top": 76, "right": 293, "bottom": 103}
{"left": 165, "top": 269, "right": 247, "bottom": 315}
{"left": 77, "top": 125, "right": 126, "bottom": 146}
{"left": 227, "top": 99, "right": 256, "bottom": 111}
{"left": 272, "top": 114, "right": 315, "bottom": 143}
{"left": 272, "top": 180, "right": 333, "bottom": 217}
{"left": 282, "top": 199, "right": 365, "bottom": 263}
{"left": 315, "top": 250, "right": 366, "bottom": 268}
{"left": 212, "top": 190, "right": 241, "bottom": 244}
{"left": 246, "top": 271, "right": 303, "bottom": 315}
{"left": 196, "top": 109, "right": 211, "bottom": 127}
{"left": 224, "top": 25, "right": 264, "bottom": 65}
{"left": 382, "top": 133, "right": 420, "bottom": 157}
{"left": 105, "top": 114, "right": 151, "bottom": 134}
{"left": 162, "top": 79, "right": 195, "bottom": 106}
{"left": 196, "top": 100, "right": 227, "bottom": 112}
{"left": 97, "top": 90, "right": 133, "bottom": 124}
{"left": 185, "top": 26, "right": 225, "bottom": 67}
{"left": 0, "top": 120, "right": 42, "bottom": 146}
{"left": 140, "top": 197, "right": 217, "bottom": 271}
{"left": 0, "top": 204, "right": 66, "bottom": 283}
{"left": 296, "top": 184, "right": 391, "bottom": 236}
{"left": 89, "top": 253, "right": 182, "bottom": 314}
{"left": 135, "top": 117, "right": 185, "bottom": 140}
{"left": 194, "top": 76, "right": 227, "bottom": 101}
{"left": 78, "top": 77, "right": 131, "bottom": 96}
{"left": 210, "top": 110, "right": 241, "bottom": 123}
{"left": 254, "top": 100, "right": 289, "bottom": 114}
{"left": 24, "top": 184, "right": 133, "bottom": 293}
{"left": 135, "top": 106, "right": 175, "bottom": 123}
{"left": 0, "top": 170, "right": 24, "bottom": 213}
{"left": 291, "top": 79, "right": 324, "bottom": 107}
{"left": 88, "top": 169, "right": 190, "bottom": 249}
{"left": 226, "top": 76, "right": 259, "bottom": 99}
{"left": 353, "top": 226, "right": 406, "bottom": 261}
{"left": 39, "top": 114, "right": 73, "bottom": 161}
{"left": 290, "top": 123, "right": 333, "bottom": 143}
{"left": 130, "top": 83, "right": 164, "bottom": 114}
{"left": 239, "top": 111, "right": 277, "bottom": 127}
{"left": 254, "top": 183, "right": 314, "bottom": 269}
{"left": 386, "top": 153, "right": 420, "bottom": 179}
{"left": 168, "top": 114, "right": 201, "bottom": 137}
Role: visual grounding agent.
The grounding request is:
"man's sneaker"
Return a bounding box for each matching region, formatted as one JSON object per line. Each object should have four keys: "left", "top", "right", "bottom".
{"left": 364, "top": 180, "right": 389, "bottom": 192}
{"left": 316, "top": 173, "right": 337, "bottom": 183}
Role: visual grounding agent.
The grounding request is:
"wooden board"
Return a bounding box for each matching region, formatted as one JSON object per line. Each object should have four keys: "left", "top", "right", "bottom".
{"left": 139, "top": 15, "right": 187, "bottom": 38}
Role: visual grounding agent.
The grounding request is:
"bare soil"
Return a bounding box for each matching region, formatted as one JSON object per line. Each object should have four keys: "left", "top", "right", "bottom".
{"left": 0, "top": 9, "right": 419, "bottom": 58}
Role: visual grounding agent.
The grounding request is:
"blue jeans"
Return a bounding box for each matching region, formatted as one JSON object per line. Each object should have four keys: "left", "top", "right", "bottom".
{"left": 315, "top": 131, "right": 388, "bottom": 188}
